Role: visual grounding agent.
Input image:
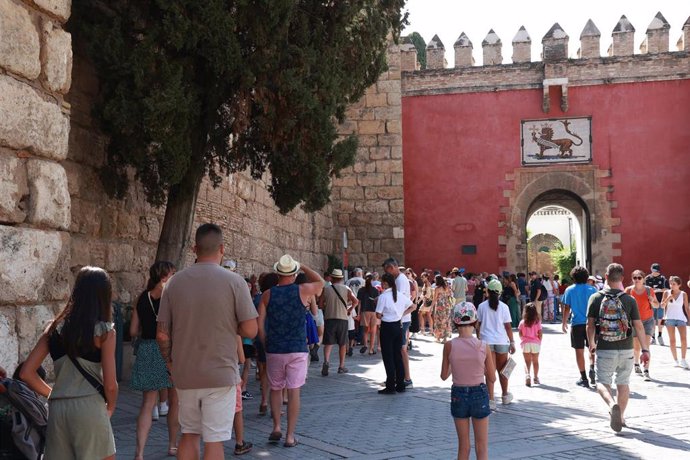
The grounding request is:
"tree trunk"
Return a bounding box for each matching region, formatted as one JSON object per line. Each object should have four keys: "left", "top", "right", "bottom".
{"left": 155, "top": 164, "right": 204, "bottom": 269}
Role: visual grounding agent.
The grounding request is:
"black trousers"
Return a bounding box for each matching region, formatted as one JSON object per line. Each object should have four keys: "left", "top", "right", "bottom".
{"left": 380, "top": 320, "right": 404, "bottom": 390}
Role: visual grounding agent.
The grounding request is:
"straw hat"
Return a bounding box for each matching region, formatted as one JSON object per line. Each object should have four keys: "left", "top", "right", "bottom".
{"left": 330, "top": 269, "right": 344, "bottom": 278}
{"left": 273, "top": 254, "right": 300, "bottom": 276}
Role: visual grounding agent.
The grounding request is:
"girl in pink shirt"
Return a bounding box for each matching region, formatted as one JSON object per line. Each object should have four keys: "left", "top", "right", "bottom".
{"left": 441, "top": 302, "right": 496, "bottom": 460}
{"left": 518, "top": 303, "right": 542, "bottom": 386}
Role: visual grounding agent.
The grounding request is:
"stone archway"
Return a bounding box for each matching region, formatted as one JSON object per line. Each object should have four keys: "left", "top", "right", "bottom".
{"left": 502, "top": 165, "right": 620, "bottom": 275}
{"left": 527, "top": 232, "right": 562, "bottom": 274}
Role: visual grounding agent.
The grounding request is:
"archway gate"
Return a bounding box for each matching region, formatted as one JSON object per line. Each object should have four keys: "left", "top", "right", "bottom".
{"left": 501, "top": 165, "right": 620, "bottom": 275}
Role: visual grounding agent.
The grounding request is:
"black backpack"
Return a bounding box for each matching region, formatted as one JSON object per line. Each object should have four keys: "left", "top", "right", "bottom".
{"left": 0, "top": 378, "right": 47, "bottom": 460}
{"left": 539, "top": 284, "right": 548, "bottom": 301}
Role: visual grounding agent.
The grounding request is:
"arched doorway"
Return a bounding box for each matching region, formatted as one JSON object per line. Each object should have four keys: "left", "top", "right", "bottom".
{"left": 503, "top": 166, "right": 617, "bottom": 275}
{"left": 525, "top": 195, "right": 591, "bottom": 275}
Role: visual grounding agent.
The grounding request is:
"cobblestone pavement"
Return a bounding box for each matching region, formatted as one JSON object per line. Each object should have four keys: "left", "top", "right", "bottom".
{"left": 112, "top": 324, "right": 690, "bottom": 459}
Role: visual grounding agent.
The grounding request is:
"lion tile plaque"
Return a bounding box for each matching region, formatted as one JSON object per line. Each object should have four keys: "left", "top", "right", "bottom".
{"left": 521, "top": 117, "right": 592, "bottom": 165}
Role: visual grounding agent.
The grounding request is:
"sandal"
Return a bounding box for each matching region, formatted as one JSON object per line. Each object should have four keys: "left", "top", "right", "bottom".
{"left": 284, "top": 438, "right": 299, "bottom": 448}
{"left": 268, "top": 431, "right": 282, "bottom": 442}
{"left": 167, "top": 447, "right": 178, "bottom": 457}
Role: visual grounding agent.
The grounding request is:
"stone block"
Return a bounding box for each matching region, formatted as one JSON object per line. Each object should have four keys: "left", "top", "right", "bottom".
{"left": 0, "top": 0, "right": 41, "bottom": 79}
{"left": 376, "top": 186, "right": 403, "bottom": 200}
{"left": 0, "top": 150, "right": 28, "bottom": 223}
{"left": 378, "top": 134, "right": 402, "bottom": 147}
{"left": 113, "top": 272, "right": 143, "bottom": 304}
{"left": 34, "top": 0, "right": 71, "bottom": 22}
{"left": 41, "top": 21, "right": 72, "bottom": 93}
{"left": 370, "top": 146, "right": 391, "bottom": 160}
{"left": 0, "top": 75, "right": 70, "bottom": 160}
{"left": 357, "top": 120, "right": 385, "bottom": 135}
{"left": 356, "top": 172, "right": 386, "bottom": 187}
{"left": 390, "top": 146, "right": 403, "bottom": 159}
{"left": 0, "top": 226, "right": 70, "bottom": 304}
{"left": 365, "top": 92, "right": 388, "bottom": 107}
{"left": 375, "top": 160, "right": 402, "bottom": 173}
{"left": 117, "top": 211, "right": 140, "bottom": 239}
{"left": 69, "top": 197, "right": 99, "bottom": 235}
{"left": 16, "top": 303, "right": 61, "bottom": 360}
{"left": 105, "top": 242, "right": 134, "bottom": 272}
{"left": 26, "top": 158, "right": 71, "bottom": 230}
{"left": 0, "top": 306, "right": 18, "bottom": 372}
{"left": 67, "top": 123, "right": 105, "bottom": 166}
{"left": 389, "top": 199, "right": 404, "bottom": 213}
{"left": 139, "top": 216, "right": 161, "bottom": 243}
{"left": 354, "top": 201, "right": 389, "bottom": 214}
{"left": 386, "top": 120, "right": 401, "bottom": 134}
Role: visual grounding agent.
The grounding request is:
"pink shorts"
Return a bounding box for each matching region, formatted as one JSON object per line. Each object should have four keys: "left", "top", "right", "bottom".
{"left": 266, "top": 352, "right": 308, "bottom": 390}
{"left": 235, "top": 385, "right": 242, "bottom": 413}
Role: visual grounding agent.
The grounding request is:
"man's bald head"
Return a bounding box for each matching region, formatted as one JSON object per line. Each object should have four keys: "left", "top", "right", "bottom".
{"left": 194, "top": 223, "right": 224, "bottom": 258}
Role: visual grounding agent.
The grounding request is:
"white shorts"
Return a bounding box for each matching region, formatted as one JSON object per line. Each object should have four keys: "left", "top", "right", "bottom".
{"left": 177, "top": 385, "right": 236, "bottom": 442}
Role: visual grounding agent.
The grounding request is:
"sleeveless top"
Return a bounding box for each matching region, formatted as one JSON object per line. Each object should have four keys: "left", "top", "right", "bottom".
{"left": 48, "top": 321, "right": 114, "bottom": 400}
{"left": 450, "top": 337, "right": 486, "bottom": 386}
{"left": 136, "top": 291, "right": 160, "bottom": 339}
{"left": 265, "top": 284, "right": 308, "bottom": 354}
{"left": 666, "top": 291, "right": 687, "bottom": 322}
{"left": 627, "top": 287, "right": 653, "bottom": 321}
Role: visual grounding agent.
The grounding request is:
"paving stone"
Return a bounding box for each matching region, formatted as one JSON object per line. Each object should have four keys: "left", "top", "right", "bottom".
{"left": 112, "top": 324, "right": 690, "bottom": 458}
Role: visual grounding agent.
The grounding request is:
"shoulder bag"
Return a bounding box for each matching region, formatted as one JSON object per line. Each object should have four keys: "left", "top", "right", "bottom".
{"left": 68, "top": 355, "right": 106, "bottom": 401}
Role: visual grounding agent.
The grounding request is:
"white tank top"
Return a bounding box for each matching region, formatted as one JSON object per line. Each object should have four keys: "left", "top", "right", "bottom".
{"left": 665, "top": 291, "right": 687, "bottom": 322}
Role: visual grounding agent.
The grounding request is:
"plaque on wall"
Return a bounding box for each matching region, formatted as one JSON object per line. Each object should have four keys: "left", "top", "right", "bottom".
{"left": 521, "top": 117, "right": 591, "bottom": 165}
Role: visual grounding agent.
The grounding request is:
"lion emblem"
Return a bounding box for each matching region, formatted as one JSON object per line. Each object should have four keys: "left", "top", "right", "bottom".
{"left": 531, "top": 120, "right": 583, "bottom": 158}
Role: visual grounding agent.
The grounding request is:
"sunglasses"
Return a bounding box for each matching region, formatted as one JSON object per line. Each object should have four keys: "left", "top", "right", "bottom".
{"left": 632, "top": 276, "right": 643, "bottom": 280}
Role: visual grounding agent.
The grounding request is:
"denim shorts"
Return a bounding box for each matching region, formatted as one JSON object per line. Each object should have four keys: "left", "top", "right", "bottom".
{"left": 666, "top": 319, "right": 688, "bottom": 327}
{"left": 633, "top": 318, "right": 655, "bottom": 337}
{"left": 450, "top": 384, "right": 490, "bottom": 419}
{"left": 401, "top": 321, "right": 411, "bottom": 346}
{"left": 653, "top": 308, "right": 664, "bottom": 320}
{"left": 488, "top": 344, "right": 510, "bottom": 354}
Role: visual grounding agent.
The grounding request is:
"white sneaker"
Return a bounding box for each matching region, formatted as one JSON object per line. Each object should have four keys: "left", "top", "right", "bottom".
{"left": 658, "top": 335, "right": 665, "bottom": 346}
{"left": 152, "top": 405, "right": 159, "bottom": 421}
{"left": 674, "top": 360, "right": 681, "bottom": 367}
{"left": 489, "top": 400, "right": 497, "bottom": 411}
{"left": 681, "top": 359, "right": 689, "bottom": 369}
{"left": 501, "top": 392, "right": 513, "bottom": 405}
{"left": 159, "top": 401, "right": 169, "bottom": 416}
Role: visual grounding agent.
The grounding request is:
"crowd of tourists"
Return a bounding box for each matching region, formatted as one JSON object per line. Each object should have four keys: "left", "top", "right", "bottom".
{"left": 2, "top": 221, "right": 689, "bottom": 459}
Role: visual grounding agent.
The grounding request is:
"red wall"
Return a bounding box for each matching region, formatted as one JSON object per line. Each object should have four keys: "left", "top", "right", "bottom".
{"left": 402, "top": 79, "right": 690, "bottom": 279}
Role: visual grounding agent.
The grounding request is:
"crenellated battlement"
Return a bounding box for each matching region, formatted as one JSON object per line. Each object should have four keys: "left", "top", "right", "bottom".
{"left": 404, "top": 11, "right": 690, "bottom": 71}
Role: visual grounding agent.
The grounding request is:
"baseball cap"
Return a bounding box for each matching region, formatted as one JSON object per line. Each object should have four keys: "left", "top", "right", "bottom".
{"left": 651, "top": 263, "right": 661, "bottom": 272}
{"left": 452, "top": 301, "right": 477, "bottom": 325}
{"left": 487, "top": 279, "right": 503, "bottom": 293}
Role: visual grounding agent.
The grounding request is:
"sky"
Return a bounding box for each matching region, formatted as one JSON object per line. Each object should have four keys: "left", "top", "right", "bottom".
{"left": 403, "top": 0, "right": 689, "bottom": 67}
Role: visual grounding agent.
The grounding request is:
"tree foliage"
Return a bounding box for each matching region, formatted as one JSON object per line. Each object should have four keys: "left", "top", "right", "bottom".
{"left": 550, "top": 242, "right": 576, "bottom": 282}
{"left": 70, "top": 0, "right": 408, "bottom": 214}
{"left": 408, "top": 31, "right": 427, "bottom": 69}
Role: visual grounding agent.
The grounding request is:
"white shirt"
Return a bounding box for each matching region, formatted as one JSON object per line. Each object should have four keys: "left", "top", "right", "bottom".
{"left": 395, "top": 272, "right": 412, "bottom": 322}
{"left": 543, "top": 279, "right": 553, "bottom": 296}
{"left": 376, "top": 289, "right": 413, "bottom": 322}
{"left": 346, "top": 276, "right": 365, "bottom": 297}
{"left": 477, "top": 300, "right": 512, "bottom": 345}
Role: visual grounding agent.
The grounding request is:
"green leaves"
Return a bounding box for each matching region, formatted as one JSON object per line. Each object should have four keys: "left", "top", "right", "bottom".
{"left": 71, "top": 0, "right": 407, "bottom": 213}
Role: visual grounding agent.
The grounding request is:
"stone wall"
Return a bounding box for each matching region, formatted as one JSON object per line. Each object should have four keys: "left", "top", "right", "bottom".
{"left": 332, "top": 42, "right": 405, "bottom": 270}
{"left": 0, "top": 0, "right": 73, "bottom": 372}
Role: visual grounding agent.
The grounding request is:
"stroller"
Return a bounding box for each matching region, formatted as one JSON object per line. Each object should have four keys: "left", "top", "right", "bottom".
{"left": 0, "top": 366, "right": 48, "bottom": 460}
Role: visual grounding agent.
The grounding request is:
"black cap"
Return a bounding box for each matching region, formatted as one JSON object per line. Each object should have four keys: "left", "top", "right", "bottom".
{"left": 651, "top": 263, "right": 661, "bottom": 272}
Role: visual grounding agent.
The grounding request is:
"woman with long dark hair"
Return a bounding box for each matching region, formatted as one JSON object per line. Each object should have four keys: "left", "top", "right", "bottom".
{"left": 477, "top": 279, "right": 516, "bottom": 409}
{"left": 375, "top": 273, "right": 415, "bottom": 394}
{"left": 432, "top": 275, "right": 453, "bottom": 342}
{"left": 20, "top": 266, "right": 118, "bottom": 459}
{"left": 129, "top": 261, "right": 178, "bottom": 458}
{"left": 502, "top": 274, "right": 520, "bottom": 328}
{"left": 358, "top": 273, "right": 380, "bottom": 355}
{"left": 418, "top": 273, "right": 434, "bottom": 334}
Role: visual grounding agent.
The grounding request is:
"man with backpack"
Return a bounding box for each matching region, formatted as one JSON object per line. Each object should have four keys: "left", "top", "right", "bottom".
{"left": 586, "top": 263, "right": 650, "bottom": 433}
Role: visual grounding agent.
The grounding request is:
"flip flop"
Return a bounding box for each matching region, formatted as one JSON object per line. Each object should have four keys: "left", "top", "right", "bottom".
{"left": 167, "top": 447, "right": 178, "bottom": 457}
{"left": 268, "top": 431, "right": 282, "bottom": 442}
{"left": 609, "top": 404, "right": 622, "bottom": 432}
{"left": 284, "top": 438, "right": 299, "bottom": 448}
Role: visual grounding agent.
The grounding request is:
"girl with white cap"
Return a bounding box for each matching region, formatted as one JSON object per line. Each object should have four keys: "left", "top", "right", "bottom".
{"left": 441, "top": 302, "right": 495, "bottom": 460}
{"left": 477, "top": 279, "right": 516, "bottom": 407}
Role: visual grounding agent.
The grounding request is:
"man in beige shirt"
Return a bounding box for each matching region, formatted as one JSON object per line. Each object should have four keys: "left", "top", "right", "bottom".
{"left": 319, "top": 269, "right": 358, "bottom": 376}
{"left": 157, "top": 223, "right": 258, "bottom": 460}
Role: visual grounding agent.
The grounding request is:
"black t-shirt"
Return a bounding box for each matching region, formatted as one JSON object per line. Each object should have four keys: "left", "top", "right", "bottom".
{"left": 136, "top": 291, "right": 161, "bottom": 340}
{"left": 357, "top": 286, "right": 380, "bottom": 313}
{"left": 473, "top": 281, "right": 486, "bottom": 305}
{"left": 530, "top": 279, "right": 547, "bottom": 301}
{"left": 645, "top": 274, "right": 669, "bottom": 302}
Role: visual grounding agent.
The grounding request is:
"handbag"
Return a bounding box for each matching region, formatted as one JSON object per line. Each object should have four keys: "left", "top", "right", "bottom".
{"left": 305, "top": 312, "right": 319, "bottom": 345}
